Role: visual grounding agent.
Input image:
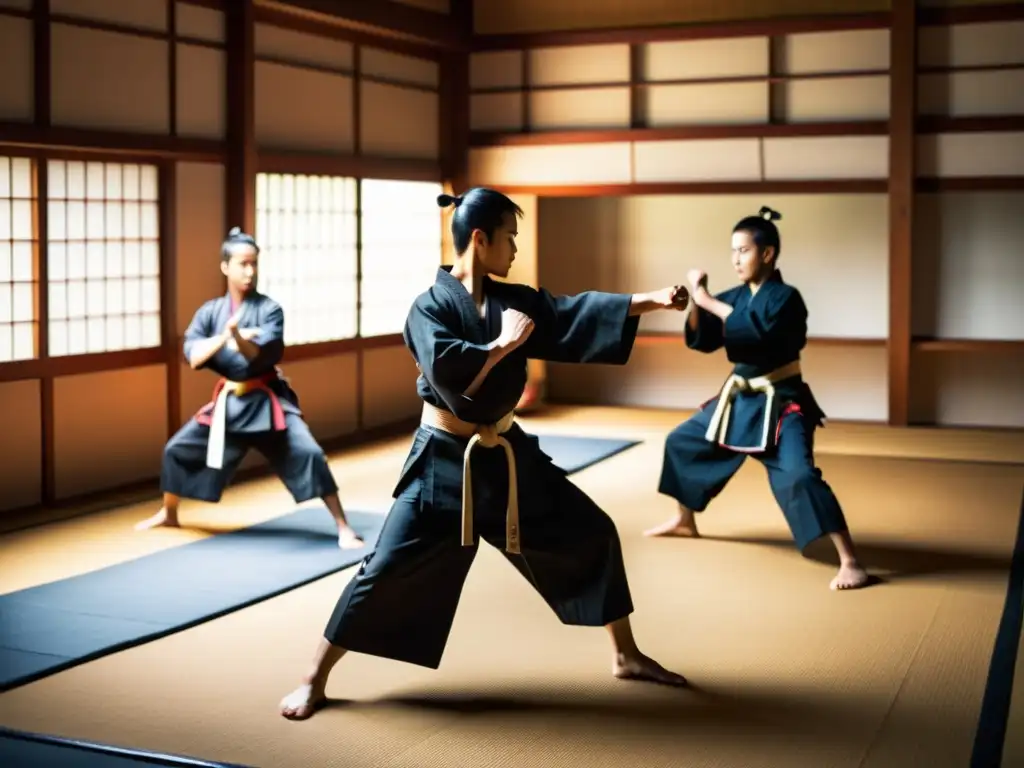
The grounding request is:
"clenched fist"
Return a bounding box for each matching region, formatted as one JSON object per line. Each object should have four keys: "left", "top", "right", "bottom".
{"left": 496, "top": 308, "right": 535, "bottom": 350}
{"left": 686, "top": 269, "right": 707, "bottom": 292}
{"left": 653, "top": 284, "right": 690, "bottom": 311}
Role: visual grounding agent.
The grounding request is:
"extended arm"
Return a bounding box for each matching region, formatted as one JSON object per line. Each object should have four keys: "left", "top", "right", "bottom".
{"left": 520, "top": 287, "right": 640, "bottom": 365}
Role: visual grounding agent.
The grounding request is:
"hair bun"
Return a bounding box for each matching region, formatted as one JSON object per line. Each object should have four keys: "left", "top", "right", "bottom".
{"left": 437, "top": 193, "right": 463, "bottom": 209}
{"left": 758, "top": 206, "right": 782, "bottom": 222}
{"left": 228, "top": 226, "right": 242, "bottom": 237}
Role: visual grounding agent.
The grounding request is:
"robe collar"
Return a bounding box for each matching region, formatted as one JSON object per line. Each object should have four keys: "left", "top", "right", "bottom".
{"left": 436, "top": 266, "right": 493, "bottom": 345}
{"left": 221, "top": 290, "right": 261, "bottom": 329}
{"left": 747, "top": 268, "right": 784, "bottom": 296}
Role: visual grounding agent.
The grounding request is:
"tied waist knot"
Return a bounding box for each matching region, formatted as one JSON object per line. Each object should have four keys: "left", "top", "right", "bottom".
{"left": 197, "top": 369, "right": 286, "bottom": 470}
{"left": 704, "top": 359, "right": 802, "bottom": 448}
{"left": 421, "top": 402, "right": 520, "bottom": 554}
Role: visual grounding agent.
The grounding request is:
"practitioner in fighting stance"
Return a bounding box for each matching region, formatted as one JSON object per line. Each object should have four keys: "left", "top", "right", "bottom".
{"left": 135, "top": 227, "right": 364, "bottom": 550}
{"left": 646, "top": 206, "right": 870, "bottom": 591}
{"left": 280, "top": 188, "right": 691, "bottom": 719}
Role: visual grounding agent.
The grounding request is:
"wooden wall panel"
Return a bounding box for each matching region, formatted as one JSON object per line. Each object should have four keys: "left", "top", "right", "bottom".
{"left": 645, "top": 37, "right": 768, "bottom": 79}
{"left": 919, "top": 70, "right": 1024, "bottom": 117}
{"left": 763, "top": 136, "right": 889, "bottom": 179}
{"left": 782, "top": 76, "right": 890, "bottom": 122}
{"left": 917, "top": 132, "right": 1024, "bottom": 177}
{"left": 254, "top": 23, "right": 353, "bottom": 70}
{"left": 278, "top": 353, "right": 359, "bottom": 439}
{"left": 633, "top": 139, "right": 761, "bottom": 183}
{"left": 176, "top": 44, "right": 227, "bottom": 139}
{"left": 0, "top": 379, "right": 42, "bottom": 512}
{"left": 469, "top": 143, "right": 633, "bottom": 186}
{"left": 361, "top": 345, "right": 421, "bottom": 429}
{"left": 254, "top": 63, "right": 355, "bottom": 152}
{"left": 53, "top": 364, "right": 167, "bottom": 499}
{"left": 918, "top": 20, "right": 1024, "bottom": 68}
{"left": 0, "top": 15, "right": 34, "bottom": 122}
{"left": 50, "top": 24, "right": 170, "bottom": 133}
{"left": 361, "top": 47, "right": 439, "bottom": 87}
{"left": 175, "top": 1, "right": 224, "bottom": 43}
{"left": 360, "top": 83, "right": 439, "bottom": 158}
{"left": 50, "top": 0, "right": 167, "bottom": 31}
{"left": 910, "top": 352, "right": 1024, "bottom": 428}
{"left": 647, "top": 82, "right": 768, "bottom": 126}
{"left": 913, "top": 192, "right": 1024, "bottom": 341}
{"left": 470, "top": 92, "right": 522, "bottom": 132}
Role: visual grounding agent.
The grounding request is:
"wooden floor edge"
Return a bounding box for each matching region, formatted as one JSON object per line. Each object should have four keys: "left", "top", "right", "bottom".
{"left": 0, "top": 417, "right": 421, "bottom": 537}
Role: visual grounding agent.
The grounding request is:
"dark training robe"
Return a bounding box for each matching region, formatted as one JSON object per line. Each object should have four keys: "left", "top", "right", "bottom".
{"left": 160, "top": 291, "right": 337, "bottom": 504}
{"left": 323, "top": 266, "right": 640, "bottom": 669}
{"left": 658, "top": 270, "right": 849, "bottom": 550}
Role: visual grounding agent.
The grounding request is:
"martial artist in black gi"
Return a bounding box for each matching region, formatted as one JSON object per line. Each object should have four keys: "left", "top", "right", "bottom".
{"left": 646, "top": 207, "right": 870, "bottom": 591}
{"left": 135, "top": 227, "right": 364, "bottom": 550}
{"left": 280, "top": 188, "right": 691, "bottom": 720}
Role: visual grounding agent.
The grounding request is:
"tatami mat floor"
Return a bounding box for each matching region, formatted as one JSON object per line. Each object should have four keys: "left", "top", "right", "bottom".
{"left": 0, "top": 406, "right": 1021, "bottom": 768}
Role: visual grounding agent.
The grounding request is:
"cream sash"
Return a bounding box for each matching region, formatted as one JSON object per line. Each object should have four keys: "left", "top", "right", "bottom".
{"left": 420, "top": 402, "right": 520, "bottom": 554}
{"left": 704, "top": 360, "right": 802, "bottom": 451}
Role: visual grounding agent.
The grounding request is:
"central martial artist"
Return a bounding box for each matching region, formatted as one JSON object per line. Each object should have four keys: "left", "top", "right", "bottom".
{"left": 280, "top": 188, "right": 691, "bottom": 719}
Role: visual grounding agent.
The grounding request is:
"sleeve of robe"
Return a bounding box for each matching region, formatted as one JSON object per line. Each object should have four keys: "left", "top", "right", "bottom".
{"left": 182, "top": 302, "right": 216, "bottom": 369}
{"left": 684, "top": 305, "right": 725, "bottom": 354}
{"left": 722, "top": 287, "right": 807, "bottom": 349}
{"left": 404, "top": 297, "right": 493, "bottom": 420}
{"left": 520, "top": 287, "right": 639, "bottom": 365}
{"left": 246, "top": 303, "right": 286, "bottom": 371}
{"left": 182, "top": 301, "right": 287, "bottom": 381}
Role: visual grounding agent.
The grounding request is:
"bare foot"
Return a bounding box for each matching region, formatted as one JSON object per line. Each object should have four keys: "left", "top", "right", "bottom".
{"left": 279, "top": 682, "right": 326, "bottom": 721}
{"left": 613, "top": 652, "right": 688, "bottom": 687}
{"left": 337, "top": 526, "right": 364, "bottom": 550}
{"left": 643, "top": 515, "right": 700, "bottom": 538}
{"left": 830, "top": 561, "right": 870, "bottom": 590}
{"left": 134, "top": 507, "right": 179, "bottom": 531}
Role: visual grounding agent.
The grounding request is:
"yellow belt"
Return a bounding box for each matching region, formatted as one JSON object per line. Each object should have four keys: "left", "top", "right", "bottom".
{"left": 420, "top": 402, "right": 520, "bottom": 554}
{"left": 704, "top": 360, "right": 802, "bottom": 450}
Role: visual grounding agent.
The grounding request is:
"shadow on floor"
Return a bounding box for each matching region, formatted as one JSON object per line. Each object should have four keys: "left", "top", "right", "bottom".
{"left": 697, "top": 534, "right": 1011, "bottom": 580}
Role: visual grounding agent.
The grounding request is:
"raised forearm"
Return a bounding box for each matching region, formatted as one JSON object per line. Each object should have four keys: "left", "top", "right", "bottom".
{"left": 232, "top": 329, "right": 261, "bottom": 361}
{"left": 463, "top": 343, "right": 513, "bottom": 398}
{"left": 694, "top": 287, "right": 734, "bottom": 320}
{"left": 188, "top": 332, "right": 230, "bottom": 369}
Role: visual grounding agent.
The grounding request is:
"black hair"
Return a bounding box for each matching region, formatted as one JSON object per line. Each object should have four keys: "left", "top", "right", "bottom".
{"left": 221, "top": 227, "right": 259, "bottom": 262}
{"left": 733, "top": 206, "right": 783, "bottom": 260}
{"left": 437, "top": 187, "right": 524, "bottom": 255}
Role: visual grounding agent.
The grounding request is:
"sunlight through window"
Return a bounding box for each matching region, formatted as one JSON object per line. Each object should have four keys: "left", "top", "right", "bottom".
{"left": 0, "top": 156, "right": 38, "bottom": 363}
{"left": 255, "top": 173, "right": 359, "bottom": 345}
{"left": 46, "top": 160, "right": 161, "bottom": 356}
{"left": 359, "top": 179, "right": 443, "bottom": 338}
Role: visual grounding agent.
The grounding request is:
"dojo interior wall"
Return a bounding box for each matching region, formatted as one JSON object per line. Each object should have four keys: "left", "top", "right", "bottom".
{"left": 0, "top": 0, "right": 443, "bottom": 516}
{"left": 467, "top": 12, "right": 1024, "bottom": 429}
